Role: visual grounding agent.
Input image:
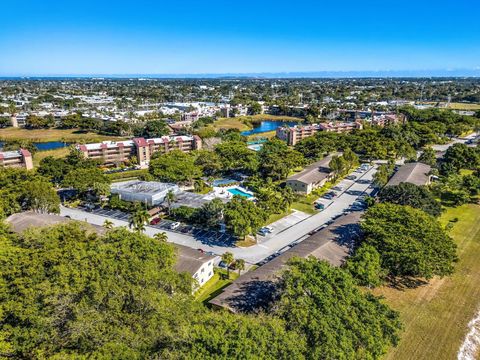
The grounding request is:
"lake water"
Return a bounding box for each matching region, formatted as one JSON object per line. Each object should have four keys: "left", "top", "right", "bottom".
{"left": 241, "top": 120, "right": 299, "bottom": 136}
{"left": 0, "top": 141, "right": 70, "bottom": 151}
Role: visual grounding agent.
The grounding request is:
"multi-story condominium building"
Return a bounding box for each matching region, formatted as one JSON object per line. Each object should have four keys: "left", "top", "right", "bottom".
{"left": 10, "top": 113, "right": 28, "bottom": 127}
{"left": 276, "top": 121, "right": 363, "bottom": 146}
{"left": 77, "top": 135, "right": 202, "bottom": 166}
{"left": 318, "top": 121, "right": 363, "bottom": 133}
{"left": 0, "top": 149, "right": 34, "bottom": 170}
{"left": 276, "top": 124, "right": 323, "bottom": 146}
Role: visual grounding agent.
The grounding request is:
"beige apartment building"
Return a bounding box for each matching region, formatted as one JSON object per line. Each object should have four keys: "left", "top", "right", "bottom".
{"left": 276, "top": 122, "right": 363, "bottom": 146}
{"left": 77, "top": 135, "right": 202, "bottom": 166}
{"left": 0, "top": 149, "right": 34, "bottom": 170}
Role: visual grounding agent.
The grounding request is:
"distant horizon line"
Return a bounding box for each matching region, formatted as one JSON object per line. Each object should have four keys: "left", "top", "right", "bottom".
{"left": 1, "top": 68, "right": 480, "bottom": 79}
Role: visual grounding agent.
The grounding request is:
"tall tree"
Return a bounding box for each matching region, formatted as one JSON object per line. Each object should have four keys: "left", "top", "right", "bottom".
{"left": 221, "top": 252, "right": 235, "bottom": 277}
{"left": 361, "top": 203, "right": 457, "bottom": 279}
{"left": 275, "top": 258, "right": 401, "bottom": 359}
{"left": 129, "top": 206, "right": 150, "bottom": 233}
{"left": 378, "top": 182, "right": 442, "bottom": 216}
{"left": 21, "top": 180, "right": 60, "bottom": 214}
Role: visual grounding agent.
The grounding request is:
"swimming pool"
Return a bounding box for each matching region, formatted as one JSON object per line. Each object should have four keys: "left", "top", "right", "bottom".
{"left": 228, "top": 188, "right": 253, "bottom": 199}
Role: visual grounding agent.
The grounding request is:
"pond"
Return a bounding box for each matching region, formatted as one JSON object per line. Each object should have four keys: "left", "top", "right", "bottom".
{"left": 0, "top": 141, "right": 70, "bottom": 151}
{"left": 241, "top": 120, "right": 299, "bottom": 136}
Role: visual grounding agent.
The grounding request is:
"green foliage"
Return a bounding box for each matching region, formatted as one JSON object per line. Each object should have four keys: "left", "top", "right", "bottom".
{"left": 215, "top": 141, "right": 258, "bottom": 173}
{"left": 440, "top": 143, "right": 480, "bottom": 175}
{"left": 379, "top": 183, "right": 442, "bottom": 217}
{"left": 224, "top": 196, "right": 266, "bottom": 238}
{"left": 62, "top": 167, "right": 110, "bottom": 194}
{"left": 0, "top": 139, "right": 37, "bottom": 155}
{"left": 418, "top": 146, "right": 437, "bottom": 166}
{"left": 193, "top": 150, "right": 222, "bottom": 176}
{"left": 0, "top": 167, "right": 58, "bottom": 217}
{"left": 276, "top": 258, "right": 401, "bottom": 359}
{"left": 134, "top": 119, "right": 169, "bottom": 138}
{"left": 128, "top": 205, "right": 150, "bottom": 233}
{"left": 329, "top": 154, "right": 347, "bottom": 180}
{"left": 258, "top": 138, "right": 305, "bottom": 180}
{"left": 373, "top": 162, "right": 395, "bottom": 187}
{"left": 21, "top": 179, "right": 60, "bottom": 214}
{"left": 149, "top": 150, "right": 202, "bottom": 185}
{"left": 196, "top": 198, "right": 224, "bottom": 229}
{"left": 0, "top": 223, "right": 193, "bottom": 358}
{"left": 345, "top": 244, "right": 385, "bottom": 287}
{"left": 361, "top": 203, "right": 457, "bottom": 279}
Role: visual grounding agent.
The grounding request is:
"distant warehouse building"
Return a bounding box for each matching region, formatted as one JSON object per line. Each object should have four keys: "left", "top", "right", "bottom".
{"left": 286, "top": 155, "right": 333, "bottom": 194}
{"left": 276, "top": 122, "right": 363, "bottom": 146}
{"left": 77, "top": 135, "right": 202, "bottom": 167}
{"left": 111, "top": 180, "right": 180, "bottom": 206}
{"left": 386, "top": 162, "right": 432, "bottom": 187}
{"left": 0, "top": 149, "right": 34, "bottom": 170}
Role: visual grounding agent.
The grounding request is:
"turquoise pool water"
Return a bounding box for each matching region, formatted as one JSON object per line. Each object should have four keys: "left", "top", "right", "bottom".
{"left": 228, "top": 188, "right": 253, "bottom": 198}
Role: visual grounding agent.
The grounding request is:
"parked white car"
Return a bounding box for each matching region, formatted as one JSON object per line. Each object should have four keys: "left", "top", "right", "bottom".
{"left": 169, "top": 222, "right": 180, "bottom": 230}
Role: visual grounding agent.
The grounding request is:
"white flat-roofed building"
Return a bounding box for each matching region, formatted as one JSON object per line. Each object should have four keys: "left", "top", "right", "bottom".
{"left": 111, "top": 180, "right": 180, "bottom": 206}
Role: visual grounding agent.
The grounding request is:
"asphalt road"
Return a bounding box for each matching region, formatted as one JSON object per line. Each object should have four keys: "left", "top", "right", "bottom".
{"left": 61, "top": 165, "right": 376, "bottom": 264}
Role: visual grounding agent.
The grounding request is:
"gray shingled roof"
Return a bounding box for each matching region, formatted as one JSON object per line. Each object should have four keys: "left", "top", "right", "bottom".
{"left": 387, "top": 162, "right": 432, "bottom": 186}
{"left": 287, "top": 155, "right": 333, "bottom": 184}
{"left": 208, "top": 212, "right": 362, "bottom": 313}
{"left": 6, "top": 212, "right": 107, "bottom": 235}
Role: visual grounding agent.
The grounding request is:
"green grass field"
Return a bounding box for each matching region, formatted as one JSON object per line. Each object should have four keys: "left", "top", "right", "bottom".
{"left": 448, "top": 102, "right": 480, "bottom": 110}
{"left": 32, "top": 147, "right": 70, "bottom": 166}
{"left": 0, "top": 127, "right": 123, "bottom": 143}
{"left": 373, "top": 204, "right": 480, "bottom": 360}
{"left": 195, "top": 269, "right": 239, "bottom": 303}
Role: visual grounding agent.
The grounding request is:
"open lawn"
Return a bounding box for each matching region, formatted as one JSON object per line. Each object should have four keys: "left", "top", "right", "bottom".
{"left": 212, "top": 118, "right": 251, "bottom": 131}
{"left": 0, "top": 127, "right": 123, "bottom": 143}
{"left": 195, "top": 269, "right": 239, "bottom": 304}
{"left": 32, "top": 147, "right": 70, "bottom": 166}
{"left": 448, "top": 102, "right": 480, "bottom": 110}
{"left": 373, "top": 204, "right": 480, "bottom": 360}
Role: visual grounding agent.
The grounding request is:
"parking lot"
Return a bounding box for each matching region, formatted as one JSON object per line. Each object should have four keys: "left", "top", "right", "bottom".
{"left": 86, "top": 207, "right": 237, "bottom": 247}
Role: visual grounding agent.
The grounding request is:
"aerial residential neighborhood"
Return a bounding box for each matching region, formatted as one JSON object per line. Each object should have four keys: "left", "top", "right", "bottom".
{"left": 1, "top": 1, "right": 480, "bottom": 359}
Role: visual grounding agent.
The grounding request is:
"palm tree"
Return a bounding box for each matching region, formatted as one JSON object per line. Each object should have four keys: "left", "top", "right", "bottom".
{"left": 129, "top": 208, "right": 149, "bottom": 233}
{"left": 103, "top": 219, "right": 114, "bottom": 229}
{"left": 154, "top": 232, "right": 168, "bottom": 242}
{"left": 165, "top": 190, "right": 176, "bottom": 215}
{"left": 236, "top": 259, "right": 246, "bottom": 276}
{"left": 221, "top": 252, "right": 234, "bottom": 278}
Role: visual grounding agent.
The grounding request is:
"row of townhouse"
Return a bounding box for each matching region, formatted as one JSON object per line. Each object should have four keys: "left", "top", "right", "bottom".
{"left": 276, "top": 121, "right": 363, "bottom": 146}
{"left": 76, "top": 135, "right": 202, "bottom": 167}
{"left": 0, "top": 149, "right": 34, "bottom": 170}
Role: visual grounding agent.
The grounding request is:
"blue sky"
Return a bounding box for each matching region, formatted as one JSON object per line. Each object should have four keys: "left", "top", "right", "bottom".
{"left": 0, "top": 0, "right": 479, "bottom": 75}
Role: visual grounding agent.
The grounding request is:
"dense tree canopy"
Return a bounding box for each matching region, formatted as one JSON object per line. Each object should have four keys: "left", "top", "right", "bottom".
{"left": 149, "top": 150, "right": 202, "bottom": 185}
{"left": 379, "top": 182, "right": 442, "bottom": 217}
{"left": 361, "top": 203, "right": 457, "bottom": 279}
{"left": 223, "top": 196, "right": 266, "bottom": 238}
{"left": 345, "top": 244, "right": 385, "bottom": 288}
{"left": 258, "top": 138, "right": 304, "bottom": 180}
{"left": 0, "top": 168, "right": 59, "bottom": 218}
{"left": 275, "top": 258, "right": 401, "bottom": 359}
{"left": 0, "top": 222, "right": 308, "bottom": 359}
{"left": 215, "top": 141, "right": 259, "bottom": 173}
